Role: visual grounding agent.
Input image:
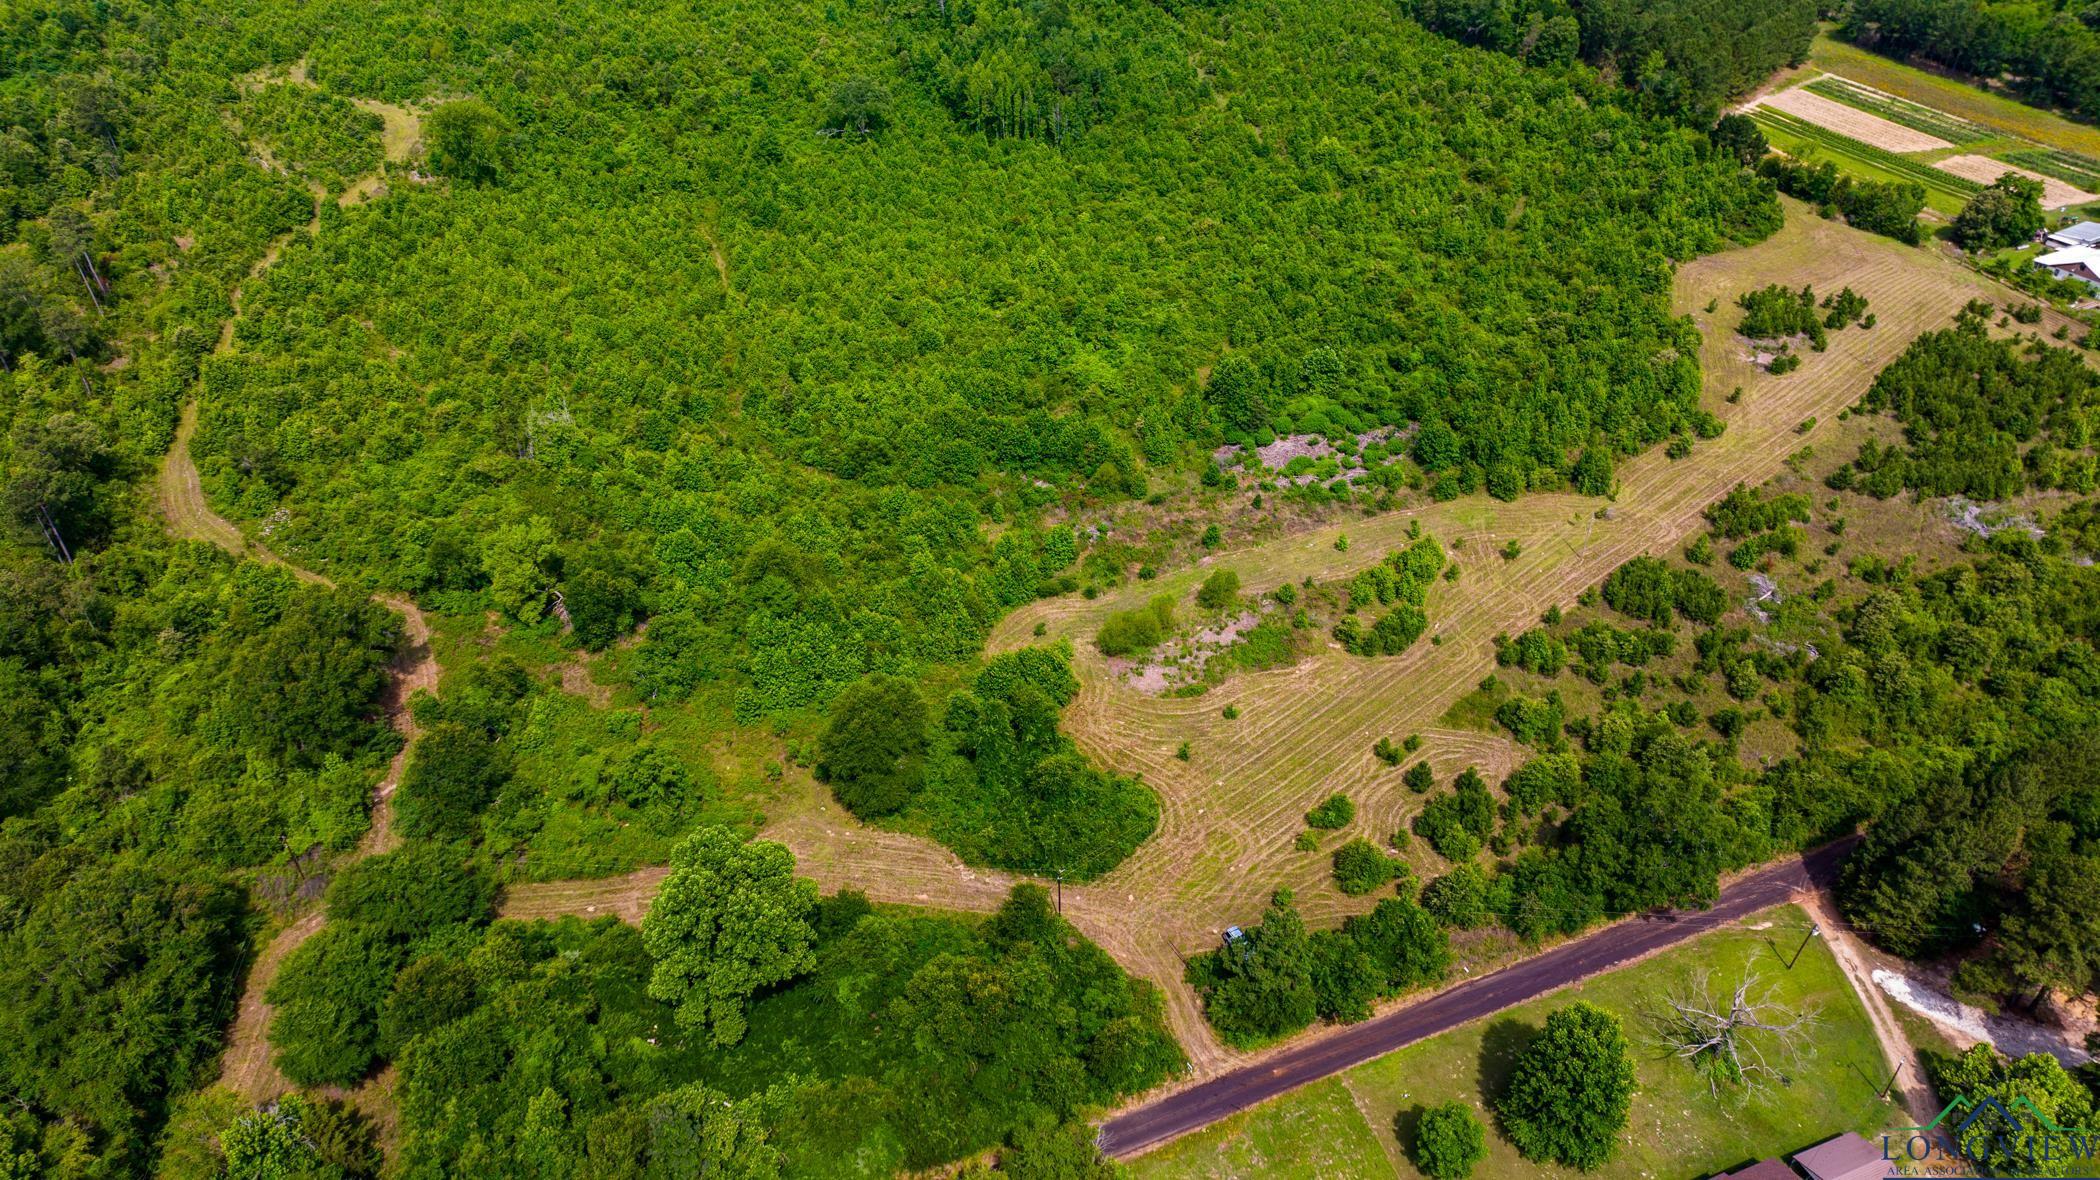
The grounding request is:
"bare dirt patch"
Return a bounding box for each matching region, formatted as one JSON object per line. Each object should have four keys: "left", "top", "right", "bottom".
{"left": 1933, "top": 153, "right": 2096, "bottom": 207}
{"left": 1754, "top": 87, "right": 1953, "bottom": 153}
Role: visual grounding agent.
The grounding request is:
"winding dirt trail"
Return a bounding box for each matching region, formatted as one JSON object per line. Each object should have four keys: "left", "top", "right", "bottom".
{"left": 160, "top": 122, "right": 437, "bottom": 1100}
{"left": 503, "top": 205, "right": 2094, "bottom": 1080}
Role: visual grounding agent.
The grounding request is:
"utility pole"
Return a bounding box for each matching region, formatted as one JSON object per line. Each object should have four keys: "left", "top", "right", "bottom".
{"left": 1784, "top": 922, "right": 1820, "bottom": 970}
{"left": 1055, "top": 870, "right": 1064, "bottom": 915}
{"left": 1877, "top": 1061, "right": 1904, "bottom": 1101}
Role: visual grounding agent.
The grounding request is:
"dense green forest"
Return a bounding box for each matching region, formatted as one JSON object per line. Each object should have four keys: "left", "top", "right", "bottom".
{"left": 26, "top": 0, "right": 2088, "bottom": 1171}
{"left": 0, "top": 0, "right": 1780, "bottom": 736}
{"left": 1840, "top": 0, "right": 2100, "bottom": 120}
{"left": 0, "top": 526, "right": 401, "bottom": 1168}
{"left": 275, "top": 865, "right": 1180, "bottom": 1178}
{"left": 1404, "top": 0, "right": 1817, "bottom": 121}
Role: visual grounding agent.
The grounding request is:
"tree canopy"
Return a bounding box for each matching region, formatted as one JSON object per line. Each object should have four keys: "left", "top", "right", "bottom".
{"left": 1497, "top": 1003, "right": 1637, "bottom": 1170}
{"left": 641, "top": 827, "right": 820, "bottom": 1047}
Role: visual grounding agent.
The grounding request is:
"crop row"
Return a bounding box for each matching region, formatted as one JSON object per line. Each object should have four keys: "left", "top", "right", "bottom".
{"left": 2002, "top": 147, "right": 2100, "bottom": 192}
{"left": 1804, "top": 76, "right": 1991, "bottom": 145}
{"left": 1753, "top": 108, "right": 1983, "bottom": 198}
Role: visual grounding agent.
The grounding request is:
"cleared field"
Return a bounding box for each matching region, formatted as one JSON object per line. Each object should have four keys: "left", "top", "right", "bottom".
{"left": 507, "top": 203, "right": 2099, "bottom": 1080}
{"left": 1756, "top": 86, "right": 1952, "bottom": 152}
{"left": 1809, "top": 32, "right": 2100, "bottom": 159}
{"left": 1130, "top": 906, "right": 1900, "bottom": 1180}
{"left": 1934, "top": 152, "right": 2096, "bottom": 207}
{"left": 1804, "top": 74, "right": 1990, "bottom": 144}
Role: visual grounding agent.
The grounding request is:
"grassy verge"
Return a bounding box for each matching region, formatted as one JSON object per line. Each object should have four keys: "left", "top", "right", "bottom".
{"left": 1129, "top": 904, "right": 1902, "bottom": 1180}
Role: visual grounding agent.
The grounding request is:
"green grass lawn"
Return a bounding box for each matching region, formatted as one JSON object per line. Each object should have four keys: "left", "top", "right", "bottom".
{"left": 1129, "top": 1077, "right": 1398, "bottom": 1180}
{"left": 1129, "top": 904, "right": 1902, "bottom": 1180}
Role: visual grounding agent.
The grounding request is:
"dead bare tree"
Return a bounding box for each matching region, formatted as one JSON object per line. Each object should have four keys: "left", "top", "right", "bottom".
{"left": 1653, "top": 970, "right": 1818, "bottom": 1095}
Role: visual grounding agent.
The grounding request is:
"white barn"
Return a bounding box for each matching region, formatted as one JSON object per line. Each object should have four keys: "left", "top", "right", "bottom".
{"left": 2036, "top": 244, "right": 2100, "bottom": 289}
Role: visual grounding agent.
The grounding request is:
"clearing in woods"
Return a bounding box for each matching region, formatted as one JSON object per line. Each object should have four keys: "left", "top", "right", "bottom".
{"left": 502, "top": 200, "right": 2094, "bottom": 1078}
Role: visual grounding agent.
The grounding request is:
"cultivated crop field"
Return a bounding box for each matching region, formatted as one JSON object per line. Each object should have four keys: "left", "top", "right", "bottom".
{"left": 1749, "top": 66, "right": 2100, "bottom": 213}
{"left": 1804, "top": 75, "right": 1989, "bottom": 144}
{"left": 1809, "top": 32, "right": 2100, "bottom": 158}
{"left": 1934, "top": 153, "right": 2095, "bottom": 207}
{"left": 1748, "top": 104, "right": 1979, "bottom": 215}
{"left": 1757, "top": 86, "right": 1952, "bottom": 153}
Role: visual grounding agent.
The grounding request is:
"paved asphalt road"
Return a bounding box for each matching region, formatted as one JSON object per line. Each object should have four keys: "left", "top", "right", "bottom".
{"left": 1096, "top": 840, "right": 1855, "bottom": 1159}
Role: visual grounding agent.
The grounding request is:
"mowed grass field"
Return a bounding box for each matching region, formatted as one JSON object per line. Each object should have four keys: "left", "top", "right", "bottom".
{"left": 506, "top": 201, "right": 2098, "bottom": 1080}
{"left": 1129, "top": 906, "right": 1903, "bottom": 1180}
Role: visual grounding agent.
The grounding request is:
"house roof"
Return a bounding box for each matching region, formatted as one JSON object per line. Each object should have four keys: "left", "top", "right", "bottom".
{"left": 2048, "top": 220, "right": 2100, "bottom": 246}
{"left": 1792, "top": 1132, "right": 1886, "bottom": 1180}
{"left": 2037, "top": 244, "right": 2100, "bottom": 266}
{"left": 1714, "top": 1158, "right": 1799, "bottom": 1180}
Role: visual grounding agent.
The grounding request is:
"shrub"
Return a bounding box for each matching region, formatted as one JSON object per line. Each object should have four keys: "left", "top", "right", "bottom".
{"left": 1422, "top": 864, "right": 1491, "bottom": 929}
{"left": 1186, "top": 893, "right": 1317, "bottom": 1045}
{"left": 818, "top": 673, "right": 929, "bottom": 818}
{"left": 1737, "top": 284, "right": 1826, "bottom": 346}
{"left": 1095, "top": 596, "right": 1175, "bottom": 657}
{"left": 1498, "top": 1003, "right": 1636, "bottom": 1169}
{"left": 1305, "top": 794, "right": 1355, "bottom": 829}
{"left": 1404, "top": 761, "right": 1435, "bottom": 794}
{"left": 325, "top": 844, "right": 492, "bottom": 939}
{"left": 1412, "top": 770, "right": 1496, "bottom": 862}
{"left": 395, "top": 722, "right": 512, "bottom": 842}
{"left": 1332, "top": 839, "right": 1400, "bottom": 896}
{"left": 1307, "top": 929, "right": 1383, "bottom": 1023}
{"left": 266, "top": 923, "right": 407, "bottom": 1086}
{"left": 1413, "top": 1101, "right": 1488, "bottom": 1180}
{"left": 1341, "top": 898, "right": 1449, "bottom": 992}
{"left": 1196, "top": 569, "right": 1241, "bottom": 610}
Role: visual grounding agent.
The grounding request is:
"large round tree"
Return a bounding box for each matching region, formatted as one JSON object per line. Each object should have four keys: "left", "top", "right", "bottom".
{"left": 642, "top": 827, "right": 818, "bottom": 1047}
{"left": 1497, "top": 1001, "right": 1636, "bottom": 1170}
